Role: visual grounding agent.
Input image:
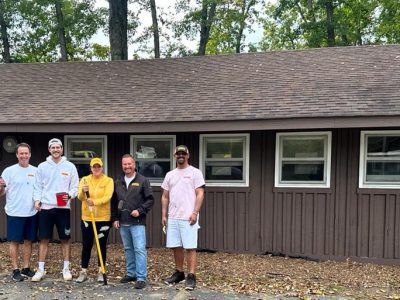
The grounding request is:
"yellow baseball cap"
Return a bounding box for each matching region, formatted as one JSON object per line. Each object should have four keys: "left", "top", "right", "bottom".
{"left": 90, "top": 157, "right": 103, "bottom": 167}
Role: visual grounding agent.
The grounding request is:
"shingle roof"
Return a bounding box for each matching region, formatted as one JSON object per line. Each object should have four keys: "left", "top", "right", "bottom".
{"left": 0, "top": 45, "right": 399, "bottom": 125}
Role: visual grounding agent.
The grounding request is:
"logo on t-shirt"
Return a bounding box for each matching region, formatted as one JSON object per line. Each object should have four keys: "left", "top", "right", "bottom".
{"left": 27, "top": 173, "right": 35, "bottom": 177}
{"left": 61, "top": 172, "right": 69, "bottom": 176}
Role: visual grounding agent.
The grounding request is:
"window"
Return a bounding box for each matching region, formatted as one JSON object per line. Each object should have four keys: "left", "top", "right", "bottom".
{"left": 130, "top": 135, "right": 175, "bottom": 184}
{"left": 64, "top": 135, "right": 107, "bottom": 178}
{"left": 200, "top": 134, "right": 249, "bottom": 186}
{"left": 275, "top": 132, "right": 331, "bottom": 188}
{"left": 359, "top": 131, "right": 400, "bottom": 188}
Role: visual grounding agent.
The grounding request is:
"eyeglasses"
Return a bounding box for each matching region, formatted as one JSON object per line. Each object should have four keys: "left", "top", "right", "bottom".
{"left": 91, "top": 165, "right": 103, "bottom": 169}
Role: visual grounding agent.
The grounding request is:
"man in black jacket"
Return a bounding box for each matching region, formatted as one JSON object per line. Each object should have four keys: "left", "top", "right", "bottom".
{"left": 111, "top": 154, "right": 154, "bottom": 289}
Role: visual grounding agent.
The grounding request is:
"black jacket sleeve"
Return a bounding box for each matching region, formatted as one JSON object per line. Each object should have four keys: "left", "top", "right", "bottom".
{"left": 137, "top": 178, "right": 154, "bottom": 215}
{"left": 110, "top": 182, "right": 120, "bottom": 222}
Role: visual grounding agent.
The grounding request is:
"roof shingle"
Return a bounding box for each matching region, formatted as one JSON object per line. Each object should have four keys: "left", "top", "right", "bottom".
{"left": 0, "top": 45, "right": 399, "bottom": 125}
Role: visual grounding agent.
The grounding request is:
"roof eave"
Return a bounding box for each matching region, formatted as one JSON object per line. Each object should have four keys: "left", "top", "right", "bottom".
{"left": 0, "top": 115, "right": 399, "bottom": 133}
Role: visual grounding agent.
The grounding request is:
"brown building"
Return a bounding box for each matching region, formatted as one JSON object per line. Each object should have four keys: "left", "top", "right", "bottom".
{"left": 1, "top": 45, "right": 399, "bottom": 264}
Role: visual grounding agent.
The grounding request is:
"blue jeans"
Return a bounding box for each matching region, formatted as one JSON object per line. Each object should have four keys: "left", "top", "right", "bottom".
{"left": 119, "top": 225, "right": 147, "bottom": 281}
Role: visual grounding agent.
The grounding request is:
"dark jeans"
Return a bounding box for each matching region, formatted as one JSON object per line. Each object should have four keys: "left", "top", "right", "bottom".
{"left": 80, "top": 220, "right": 111, "bottom": 269}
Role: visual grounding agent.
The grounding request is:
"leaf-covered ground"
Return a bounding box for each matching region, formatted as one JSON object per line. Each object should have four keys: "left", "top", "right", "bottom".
{"left": 1, "top": 242, "right": 400, "bottom": 299}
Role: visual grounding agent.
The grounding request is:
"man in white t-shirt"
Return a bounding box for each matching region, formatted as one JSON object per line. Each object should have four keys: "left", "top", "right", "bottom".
{"left": 161, "top": 145, "right": 205, "bottom": 290}
{"left": 0, "top": 143, "right": 37, "bottom": 282}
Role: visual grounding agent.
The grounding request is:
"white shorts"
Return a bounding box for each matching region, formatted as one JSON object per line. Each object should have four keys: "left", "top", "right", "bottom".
{"left": 166, "top": 218, "right": 200, "bottom": 249}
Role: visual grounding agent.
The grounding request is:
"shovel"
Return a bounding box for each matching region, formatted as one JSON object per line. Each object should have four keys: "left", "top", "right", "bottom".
{"left": 84, "top": 187, "right": 108, "bottom": 285}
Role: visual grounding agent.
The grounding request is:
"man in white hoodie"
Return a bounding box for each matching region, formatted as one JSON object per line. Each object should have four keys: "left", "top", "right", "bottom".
{"left": 32, "top": 138, "right": 79, "bottom": 282}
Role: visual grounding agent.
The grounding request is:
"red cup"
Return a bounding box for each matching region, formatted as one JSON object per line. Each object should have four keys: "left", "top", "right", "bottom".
{"left": 56, "top": 192, "right": 69, "bottom": 207}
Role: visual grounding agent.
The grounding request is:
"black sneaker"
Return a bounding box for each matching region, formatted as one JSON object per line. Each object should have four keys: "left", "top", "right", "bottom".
{"left": 164, "top": 270, "right": 185, "bottom": 285}
{"left": 185, "top": 273, "right": 196, "bottom": 290}
{"left": 21, "top": 268, "right": 35, "bottom": 278}
{"left": 134, "top": 280, "right": 146, "bottom": 289}
{"left": 120, "top": 275, "right": 137, "bottom": 283}
{"left": 12, "top": 269, "right": 25, "bottom": 282}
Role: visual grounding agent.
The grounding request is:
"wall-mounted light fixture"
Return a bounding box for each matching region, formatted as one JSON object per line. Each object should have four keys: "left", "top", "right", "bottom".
{"left": 2, "top": 136, "right": 18, "bottom": 153}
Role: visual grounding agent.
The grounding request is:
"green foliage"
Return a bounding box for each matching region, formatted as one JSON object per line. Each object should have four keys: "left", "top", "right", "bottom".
{"left": 261, "top": 0, "right": 398, "bottom": 51}
{"left": 3, "top": 0, "right": 400, "bottom": 61}
{"left": 376, "top": 0, "right": 400, "bottom": 43}
{"left": 3, "top": 0, "right": 106, "bottom": 62}
{"left": 0, "top": 0, "right": 24, "bottom": 62}
{"left": 334, "top": 0, "right": 379, "bottom": 46}
{"left": 260, "top": 2, "right": 306, "bottom": 50}
{"left": 169, "top": 0, "right": 262, "bottom": 55}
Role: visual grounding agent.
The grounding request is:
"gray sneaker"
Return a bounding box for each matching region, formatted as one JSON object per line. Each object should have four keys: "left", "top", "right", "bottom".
{"left": 75, "top": 271, "right": 88, "bottom": 283}
{"left": 134, "top": 280, "right": 146, "bottom": 289}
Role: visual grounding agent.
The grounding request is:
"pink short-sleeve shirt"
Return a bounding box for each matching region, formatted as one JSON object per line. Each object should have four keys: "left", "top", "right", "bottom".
{"left": 161, "top": 165, "right": 205, "bottom": 220}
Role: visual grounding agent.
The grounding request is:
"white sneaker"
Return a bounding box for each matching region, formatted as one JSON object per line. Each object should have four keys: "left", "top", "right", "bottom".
{"left": 63, "top": 268, "right": 72, "bottom": 281}
{"left": 31, "top": 269, "right": 45, "bottom": 282}
{"left": 97, "top": 272, "right": 104, "bottom": 283}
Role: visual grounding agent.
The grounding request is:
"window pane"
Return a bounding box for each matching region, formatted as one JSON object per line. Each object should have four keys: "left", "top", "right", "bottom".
{"left": 206, "top": 140, "right": 243, "bottom": 158}
{"left": 282, "top": 139, "right": 324, "bottom": 158}
{"left": 134, "top": 140, "right": 170, "bottom": 159}
{"left": 68, "top": 139, "right": 105, "bottom": 178}
{"left": 68, "top": 141, "right": 103, "bottom": 159}
{"left": 366, "top": 161, "right": 400, "bottom": 182}
{"left": 205, "top": 161, "right": 243, "bottom": 180}
{"left": 136, "top": 160, "right": 170, "bottom": 179}
{"left": 367, "top": 136, "right": 400, "bottom": 158}
{"left": 281, "top": 162, "right": 324, "bottom": 181}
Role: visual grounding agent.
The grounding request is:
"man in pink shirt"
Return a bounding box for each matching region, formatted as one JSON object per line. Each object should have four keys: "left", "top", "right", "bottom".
{"left": 161, "top": 145, "right": 205, "bottom": 290}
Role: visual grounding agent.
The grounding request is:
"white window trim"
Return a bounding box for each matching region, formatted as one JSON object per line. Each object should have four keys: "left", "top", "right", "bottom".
{"left": 359, "top": 130, "right": 400, "bottom": 189}
{"left": 64, "top": 135, "right": 108, "bottom": 175}
{"left": 199, "top": 133, "right": 250, "bottom": 187}
{"left": 130, "top": 135, "right": 176, "bottom": 186}
{"left": 275, "top": 131, "right": 332, "bottom": 188}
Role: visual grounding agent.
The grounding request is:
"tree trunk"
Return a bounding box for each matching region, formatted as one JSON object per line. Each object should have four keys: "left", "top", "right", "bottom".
{"left": 325, "top": 0, "right": 335, "bottom": 47}
{"left": 198, "top": 0, "right": 217, "bottom": 55}
{"left": 55, "top": 0, "right": 68, "bottom": 61}
{"left": 235, "top": 0, "right": 255, "bottom": 54}
{"left": 356, "top": 18, "right": 362, "bottom": 46}
{"left": 149, "top": 0, "right": 160, "bottom": 58}
{"left": 109, "top": 0, "right": 128, "bottom": 60}
{"left": 0, "top": 0, "right": 11, "bottom": 63}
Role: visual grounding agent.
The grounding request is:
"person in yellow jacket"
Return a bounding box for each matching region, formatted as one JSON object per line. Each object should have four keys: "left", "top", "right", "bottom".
{"left": 76, "top": 158, "right": 113, "bottom": 283}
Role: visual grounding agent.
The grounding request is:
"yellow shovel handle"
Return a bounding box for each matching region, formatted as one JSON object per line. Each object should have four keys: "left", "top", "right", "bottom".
{"left": 89, "top": 207, "right": 106, "bottom": 274}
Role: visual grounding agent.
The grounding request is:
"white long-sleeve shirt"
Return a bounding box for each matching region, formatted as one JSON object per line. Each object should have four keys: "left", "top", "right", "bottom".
{"left": 33, "top": 156, "right": 79, "bottom": 209}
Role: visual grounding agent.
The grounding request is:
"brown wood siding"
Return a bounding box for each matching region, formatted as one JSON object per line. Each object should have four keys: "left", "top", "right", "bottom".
{"left": 197, "top": 188, "right": 251, "bottom": 252}
{"left": 1, "top": 129, "right": 400, "bottom": 264}
{"left": 355, "top": 190, "right": 400, "bottom": 259}
{"left": 271, "top": 190, "right": 333, "bottom": 256}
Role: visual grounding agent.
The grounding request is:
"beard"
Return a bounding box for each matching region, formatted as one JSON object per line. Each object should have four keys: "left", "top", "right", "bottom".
{"left": 123, "top": 168, "right": 133, "bottom": 174}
